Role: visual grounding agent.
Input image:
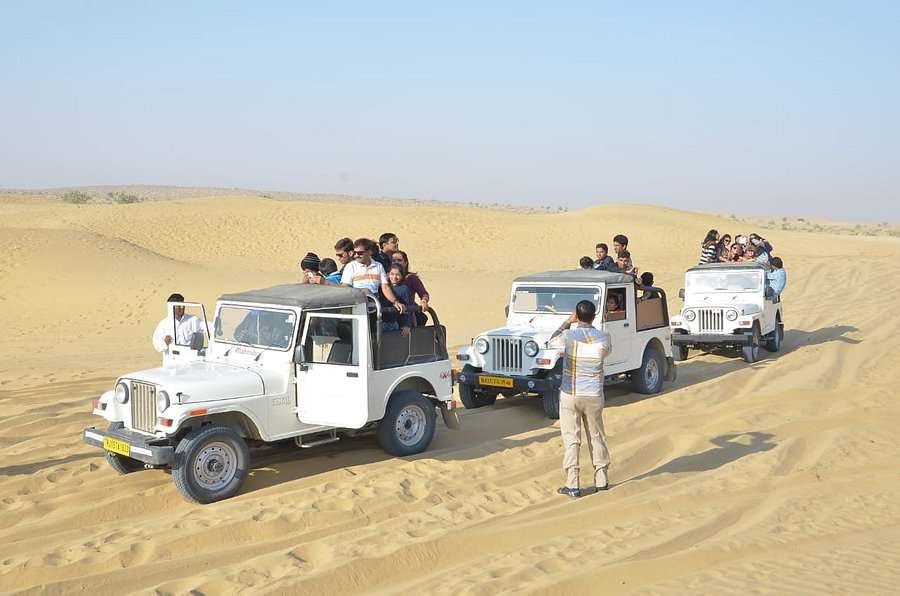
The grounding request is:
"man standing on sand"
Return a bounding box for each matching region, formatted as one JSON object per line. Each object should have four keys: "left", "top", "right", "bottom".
{"left": 548, "top": 300, "right": 612, "bottom": 498}
{"left": 152, "top": 293, "right": 203, "bottom": 354}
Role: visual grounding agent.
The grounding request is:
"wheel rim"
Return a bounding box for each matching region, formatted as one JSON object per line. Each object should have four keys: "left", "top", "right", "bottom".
{"left": 193, "top": 441, "right": 238, "bottom": 491}
{"left": 395, "top": 404, "right": 427, "bottom": 447}
{"left": 645, "top": 357, "right": 660, "bottom": 388}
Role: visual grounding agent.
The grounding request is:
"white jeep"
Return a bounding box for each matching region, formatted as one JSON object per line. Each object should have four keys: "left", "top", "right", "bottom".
{"left": 82, "top": 284, "right": 459, "bottom": 503}
{"left": 670, "top": 262, "right": 784, "bottom": 363}
{"left": 455, "top": 270, "right": 676, "bottom": 419}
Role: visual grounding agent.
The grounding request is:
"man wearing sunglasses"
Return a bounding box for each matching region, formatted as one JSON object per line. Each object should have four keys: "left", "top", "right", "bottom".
{"left": 338, "top": 238, "right": 405, "bottom": 313}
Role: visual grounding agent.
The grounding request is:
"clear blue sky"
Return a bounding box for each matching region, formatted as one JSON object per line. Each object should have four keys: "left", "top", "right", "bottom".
{"left": 1, "top": 1, "right": 898, "bottom": 220}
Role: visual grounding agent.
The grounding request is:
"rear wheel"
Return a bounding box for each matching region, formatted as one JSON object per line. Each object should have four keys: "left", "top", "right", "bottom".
{"left": 742, "top": 325, "right": 761, "bottom": 363}
{"left": 458, "top": 365, "right": 498, "bottom": 409}
{"left": 765, "top": 320, "right": 784, "bottom": 352}
{"left": 632, "top": 345, "right": 665, "bottom": 394}
{"left": 377, "top": 391, "right": 437, "bottom": 456}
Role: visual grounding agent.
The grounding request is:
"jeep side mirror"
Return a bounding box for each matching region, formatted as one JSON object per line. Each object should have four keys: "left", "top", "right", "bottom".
{"left": 505, "top": 305, "right": 510, "bottom": 318}
{"left": 293, "top": 346, "right": 306, "bottom": 365}
{"left": 190, "top": 331, "right": 205, "bottom": 351}
{"left": 678, "top": 288, "right": 685, "bottom": 299}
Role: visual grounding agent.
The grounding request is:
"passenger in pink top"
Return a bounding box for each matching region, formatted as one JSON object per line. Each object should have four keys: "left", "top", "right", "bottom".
{"left": 391, "top": 250, "right": 430, "bottom": 325}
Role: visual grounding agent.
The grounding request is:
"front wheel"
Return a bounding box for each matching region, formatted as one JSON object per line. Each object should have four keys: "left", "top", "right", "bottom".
{"left": 105, "top": 423, "right": 145, "bottom": 474}
{"left": 632, "top": 345, "right": 665, "bottom": 394}
{"left": 742, "top": 325, "right": 761, "bottom": 363}
{"left": 377, "top": 391, "right": 437, "bottom": 456}
{"left": 172, "top": 425, "right": 250, "bottom": 504}
{"left": 458, "top": 365, "right": 498, "bottom": 409}
{"left": 672, "top": 344, "right": 689, "bottom": 361}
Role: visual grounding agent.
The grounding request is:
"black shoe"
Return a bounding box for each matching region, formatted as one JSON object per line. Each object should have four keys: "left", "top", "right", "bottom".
{"left": 557, "top": 486, "right": 581, "bottom": 498}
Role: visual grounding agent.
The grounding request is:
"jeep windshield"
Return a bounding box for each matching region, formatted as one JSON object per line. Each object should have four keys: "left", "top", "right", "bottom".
{"left": 214, "top": 306, "right": 296, "bottom": 350}
{"left": 512, "top": 286, "right": 600, "bottom": 314}
{"left": 686, "top": 271, "right": 762, "bottom": 293}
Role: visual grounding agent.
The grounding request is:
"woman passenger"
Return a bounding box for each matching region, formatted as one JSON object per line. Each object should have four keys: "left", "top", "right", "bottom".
{"left": 728, "top": 243, "right": 744, "bottom": 262}
{"left": 716, "top": 234, "right": 732, "bottom": 262}
{"left": 381, "top": 263, "right": 417, "bottom": 336}
{"left": 699, "top": 229, "right": 719, "bottom": 264}
{"left": 391, "top": 250, "right": 430, "bottom": 325}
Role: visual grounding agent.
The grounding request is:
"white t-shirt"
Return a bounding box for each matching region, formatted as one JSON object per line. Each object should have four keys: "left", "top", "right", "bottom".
{"left": 152, "top": 314, "right": 204, "bottom": 353}
{"left": 340, "top": 260, "right": 387, "bottom": 294}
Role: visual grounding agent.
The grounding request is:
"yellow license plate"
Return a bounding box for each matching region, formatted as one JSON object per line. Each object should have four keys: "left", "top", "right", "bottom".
{"left": 103, "top": 437, "right": 130, "bottom": 457}
{"left": 479, "top": 375, "right": 513, "bottom": 388}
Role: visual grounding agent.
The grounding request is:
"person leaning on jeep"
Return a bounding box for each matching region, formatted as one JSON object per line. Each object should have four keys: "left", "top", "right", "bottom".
{"left": 152, "top": 293, "right": 203, "bottom": 354}
{"left": 548, "top": 300, "right": 613, "bottom": 498}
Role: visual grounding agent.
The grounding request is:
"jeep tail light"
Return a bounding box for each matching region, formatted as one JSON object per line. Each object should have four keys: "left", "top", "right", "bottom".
{"left": 536, "top": 358, "right": 552, "bottom": 365}
{"left": 456, "top": 354, "right": 470, "bottom": 361}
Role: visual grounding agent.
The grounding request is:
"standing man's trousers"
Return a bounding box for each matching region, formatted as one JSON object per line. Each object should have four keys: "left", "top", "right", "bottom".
{"left": 559, "top": 390, "right": 610, "bottom": 489}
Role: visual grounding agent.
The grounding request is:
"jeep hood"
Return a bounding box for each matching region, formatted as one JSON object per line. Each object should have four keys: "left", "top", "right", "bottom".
{"left": 121, "top": 361, "right": 265, "bottom": 402}
{"left": 478, "top": 323, "right": 558, "bottom": 342}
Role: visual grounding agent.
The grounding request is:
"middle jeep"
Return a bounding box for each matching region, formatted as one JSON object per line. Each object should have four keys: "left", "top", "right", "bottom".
{"left": 456, "top": 269, "right": 676, "bottom": 419}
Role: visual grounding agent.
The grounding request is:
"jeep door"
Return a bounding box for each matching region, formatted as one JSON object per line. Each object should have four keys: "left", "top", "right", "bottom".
{"left": 295, "top": 313, "right": 369, "bottom": 428}
{"left": 603, "top": 285, "right": 634, "bottom": 369}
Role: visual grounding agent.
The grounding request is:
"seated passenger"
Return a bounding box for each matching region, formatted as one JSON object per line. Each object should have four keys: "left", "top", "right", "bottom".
{"left": 319, "top": 258, "right": 343, "bottom": 284}
{"left": 740, "top": 245, "right": 757, "bottom": 262}
{"left": 391, "top": 250, "right": 430, "bottom": 324}
{"left": 699, "top": 229, "right": 719, "bottom": 264}
{"left": 298, "top": 252, "right": 323, "bottom": 284}
{"left": 766, "top": 257, "right": 787, "bottom": 299}
{"left": 340, "top": 238, "right": 404, "bottom": 313}
{"left": 716, "top": 234, "right": 732, "bottom": 262}
{"left": 606, "top": 294, "right": 622, "bottom": 313}
{"left": 580, "top": 256, "right": 594, "bottom": 270}
{"left": 728, "top": 243, "right": 744, "bottom": 262}
{"left": 616, "top": 250, "right": 636, "bottom": 275}
{"left": 639, "top": 272, "right": 661, "bottom": 300}
{"left": 380, "top": 263, "right": 418, "bottom": 336}
{"left": 593, "top": 243, "right": 615, "bottom": 270}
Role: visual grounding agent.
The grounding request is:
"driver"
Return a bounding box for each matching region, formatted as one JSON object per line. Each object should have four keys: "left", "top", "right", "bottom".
{"left": 152, "top": 293, "right": 204, "bottom": 354}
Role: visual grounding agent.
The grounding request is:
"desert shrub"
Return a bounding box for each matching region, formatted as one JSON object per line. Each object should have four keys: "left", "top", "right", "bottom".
{"left": 63, "top": 191, "right": 91, "bottom": 204}
{"left": 108, "top": 191, "right": 143, "bottom": 204}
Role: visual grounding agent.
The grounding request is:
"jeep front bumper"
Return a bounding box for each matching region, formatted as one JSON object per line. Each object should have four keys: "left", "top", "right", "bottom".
{"left": 456, "top": 370, "right": 557, "bottom": 393}
{"left": 82, "top": 425, "right": 174, "bottom": 466}
{"left": 672, "top": 333, "right": 752, "bottom": 346}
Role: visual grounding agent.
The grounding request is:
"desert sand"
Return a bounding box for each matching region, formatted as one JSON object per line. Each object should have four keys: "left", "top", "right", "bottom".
{"left": 1, "top": 194, "right": 899, "bottom": 595}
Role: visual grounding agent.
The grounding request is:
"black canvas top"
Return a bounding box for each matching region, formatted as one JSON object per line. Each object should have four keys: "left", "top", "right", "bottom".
{"left": 219, "top": 283, "right": 369, "bottom": 309}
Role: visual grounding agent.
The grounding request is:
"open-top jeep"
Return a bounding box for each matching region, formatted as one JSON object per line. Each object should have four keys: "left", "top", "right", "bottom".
{"left": 670, "top": 262, "right": 784, "bottom": 363}
{"left": 83, "top": 284, "right": 458, "bottom": 503}
{"left": 455, "top": 270, "right": 676, "bottom": 419}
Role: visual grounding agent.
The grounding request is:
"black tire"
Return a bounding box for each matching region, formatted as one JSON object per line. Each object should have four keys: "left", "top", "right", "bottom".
{"left": 673, "top": 344, "right": 689, "bottom": 361}
{"left": 631, "top": 345, "right": 665, "bottom": 394}
{"left": 458, "top": 365, "right": 498, "bottom": 409}
{"left": 742, "top": 325, "right": 761, "bottom": 363}
{"left": 172, "top": 425, "right": 250, "bottom": 504}
{"left": 765, "top": 320, "right": 784, "bottom": 353}
{"left": 377, "top": 391, "right": 437, "bottom": 456}
{"left": 104, "top": 423, "right": 145, "bottom": 474}
{"left": 541, "top": 388, "right": 561, "bottom": 419}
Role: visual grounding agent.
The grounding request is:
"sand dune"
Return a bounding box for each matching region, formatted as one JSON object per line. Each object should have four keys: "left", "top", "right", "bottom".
{"left": 1, "top": 195, "right": 899, "bottom": 594}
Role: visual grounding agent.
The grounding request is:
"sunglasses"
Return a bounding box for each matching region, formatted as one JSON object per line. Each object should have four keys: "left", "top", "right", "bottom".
{"left": 353, "top": 251, "right": 367, "bottom": 257}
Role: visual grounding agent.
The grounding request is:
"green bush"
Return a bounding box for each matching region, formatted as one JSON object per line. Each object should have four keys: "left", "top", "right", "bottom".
{"left": 63, "top": 190, "right": 91, "bottom": 204}
{"left": 108, "top": 191, "right": 143, "bottom": 204}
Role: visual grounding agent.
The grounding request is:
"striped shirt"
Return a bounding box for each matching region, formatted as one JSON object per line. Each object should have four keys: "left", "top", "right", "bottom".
{"left": 340, "top": 260, "right": 387, "bottom": 294}
{"left": 549, "top": 325, "right": 612, "bottom": 397}
{"left": 699, "top": 243, "right": 717, "bottom": 264}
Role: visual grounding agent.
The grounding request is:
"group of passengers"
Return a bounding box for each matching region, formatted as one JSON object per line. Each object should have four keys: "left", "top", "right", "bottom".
{"left": 297, "top": 233, "right": 431, "bottom": 336}
{"left": 576, "top": 234, "right": 661, "bottom": 315}
{"left": 699, "top": 229, "right": 787, "bottom": 299}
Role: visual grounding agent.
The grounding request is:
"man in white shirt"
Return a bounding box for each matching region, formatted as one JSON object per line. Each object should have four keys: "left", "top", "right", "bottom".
{"left": 338, "top": 238, "right": 404, "bottom": 312}
{"left": 152, "top": 293, "right": 204, "bottom": 354}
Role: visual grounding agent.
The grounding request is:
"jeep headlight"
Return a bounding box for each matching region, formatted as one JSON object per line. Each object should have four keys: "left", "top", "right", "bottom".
{"left": 475, "top": 337, "right": 489, "bottom": 354}
{"left": 684, "top": 310, "right": 696, "bottom": 322}
{"left": 524, "top": 340, "right": 539, "bottom": 357}
{"left": 726, "top": 309, "right": 738, "bottom": 321}
{"left": 115, "top": 382, "right": 129, "bottom": 404}
{"left": 156, "top": 390, "right": 170, "bottom": 412}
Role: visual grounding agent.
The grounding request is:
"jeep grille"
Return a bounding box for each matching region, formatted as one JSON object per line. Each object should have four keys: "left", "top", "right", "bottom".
{"left": 491, "top": 337, "right": 523, "bottom": 374}
{"left": 130, "top": 381, "right": 157, "bottom": 433}
{"left": 697, "top": 308, "right": 724, "bottom": 333}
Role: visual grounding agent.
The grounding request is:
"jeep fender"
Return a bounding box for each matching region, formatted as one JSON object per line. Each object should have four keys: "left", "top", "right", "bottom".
{"left": 169, "top": 404, "right": 265, "bottom": 441}
{"left": 376, "top": 372, "right": 442, "bottom": 421}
